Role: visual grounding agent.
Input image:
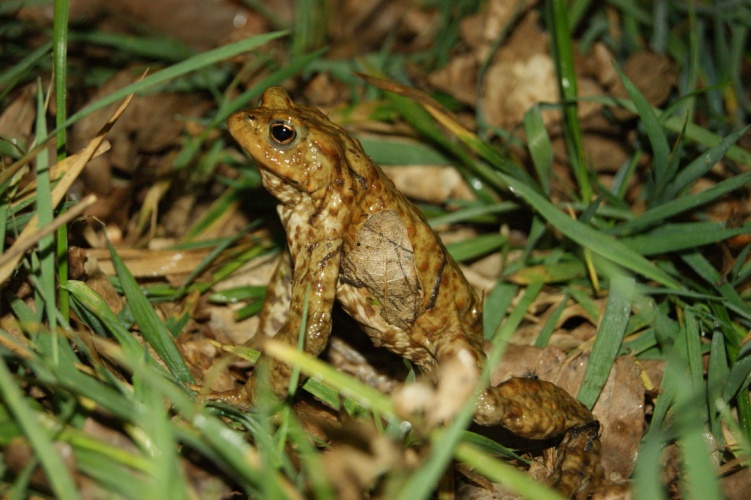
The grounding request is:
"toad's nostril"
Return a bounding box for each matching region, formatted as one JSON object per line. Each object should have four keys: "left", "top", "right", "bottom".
{"left": 247, "top": 113, "right": 256, "bottom": 121}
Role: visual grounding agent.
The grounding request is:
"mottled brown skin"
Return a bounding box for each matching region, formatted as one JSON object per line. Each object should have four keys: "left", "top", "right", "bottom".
{"left": 226, "top": 87, "right": 600, "bottom": 495}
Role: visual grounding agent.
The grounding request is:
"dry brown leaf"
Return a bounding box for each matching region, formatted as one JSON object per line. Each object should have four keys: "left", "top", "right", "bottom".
{"left": 0, "top": 130, "right": 119, "bottom": 283}
{"left": 20, "top": 0, "right": 268, "bottom": 50}
{"left": 0, "top": 83, "right": 36, "bottom": 151}
{"left": 320, "top": 419, "right": 409, "bottom": 499}
{"left": 609, "top": 51, "right": 676, "bottom": 121}
{"left": 722, "top": 465, "right": 751, "bottom": 500}
{"left": 71, "top": 69, "right": 211, "bottom": 194}
{"left": 0, "top": 195, "right": 97, "bottom": 284}
{"left": 0, "top": 86, "right": 135, "bottom": 283}
{"left": 381, "top": 164, "right": 475, "bottom": 203}
{"left": 327, "top": 0, "right": 413, "bottom": 57}
{"left": 480, "top": 13, "right": 557, "bottom": 129}
{"left": 427, "top": 54, "right": 478, "bottom": 106}
{"left": 3, "top": 439, "right": 79, "bottom": 493}
{"left": 590, "top": 357, "right": 644, "bottom": 482}
{"left": 84, "top": 247, "right": 211, "bottom": 278}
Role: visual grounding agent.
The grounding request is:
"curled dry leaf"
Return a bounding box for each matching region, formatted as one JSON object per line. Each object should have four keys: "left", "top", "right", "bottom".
{"left": 430, "top": 9, "right": 560, "bottom": 129}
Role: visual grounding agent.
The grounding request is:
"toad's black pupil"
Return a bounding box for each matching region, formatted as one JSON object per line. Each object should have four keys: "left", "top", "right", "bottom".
{"left": 271, "top": 123, "right": 296, "bottom": 144}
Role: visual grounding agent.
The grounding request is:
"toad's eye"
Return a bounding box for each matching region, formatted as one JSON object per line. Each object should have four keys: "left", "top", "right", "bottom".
{"left": 269, "top": 121, "right": 297, "bottom": 145}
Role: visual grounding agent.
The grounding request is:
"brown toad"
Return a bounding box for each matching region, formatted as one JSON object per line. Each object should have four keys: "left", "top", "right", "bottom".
{"left": 226, "top": 87, "right": 600, "bottom": 495}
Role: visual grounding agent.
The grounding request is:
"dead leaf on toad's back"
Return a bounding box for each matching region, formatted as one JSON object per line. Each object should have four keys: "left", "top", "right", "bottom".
{"left": 341, "top": 210, "right": 423, "bottom": 330}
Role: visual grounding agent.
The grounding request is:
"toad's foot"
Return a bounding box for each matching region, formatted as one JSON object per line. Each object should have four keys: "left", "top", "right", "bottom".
{"left": 475, "top": 376, "right": 602, "bottom": 497}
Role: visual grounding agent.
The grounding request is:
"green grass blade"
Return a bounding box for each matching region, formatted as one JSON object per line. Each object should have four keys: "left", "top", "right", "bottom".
{"left": 508, "top": 261, "right": 587, "bottom": 285}
{"left": 569, "top": 0, "right": 594, "bottom": 29}
{"left": 33, "top": 83, "right": 57, "bottom": 332}
{"left": 680, "top": 308, "right": 705, "bottom": 402}
{"left": 483, "top": 281, "right": 517, "bottom": 340}
{"left": 535, "top": 291, "right": 570, "bottom": 348}
{"left": 547, "top": 0, "right": 590, "bottom": 201}
{"left": 64, "top": 280, "right": 170, "bottom": 374}
{"left": 658, "top": 121, "right": 688, "bottom": 205}
{"left": 53, "top": 0, "right": 69, "bottom": 156}
{"left": 358, "top": 136, "right": 453, "bottom": 165}
{"left": 445, "top": 233, "right": 504, "bottom": 262}
{"left": 707, "top": 331, "right": 729, "bottom": 442}
{"left": 427, "top": 202, "right": 518, "bottom": 227}
{"left": 65, "top": 31, "right": 288, "bottom": 126}
{"left": 106, "top": 239, "right": 194, "bottom": 383}
{"left": 75, "top": 448, "right": 147, "bottom": 498}
{"left": 680, "top": 251, "right": 750, "bottom": 318}
{"left": 491, "top": 168, "right": 681, "bottom": 288}
{"left": 632, "top": 428, "right": 669, "bottom": 500}
{"left": 613, "top": 66, "right": 671, "bottom": 203}
{"left": 71, "top": 32, "right": 193, "bottom": 62}
{"left": 673, "top": 373, "right": 724, "bottom": 499}
{"left": 0, "top": 357, "right": 80, "bottom": 499}
{"left": 140, "top": 387, "right": 189, "bottom": 499}
{"left": 621, "top": 222, "right": 751, "bottom": 256}
{"left": 610, "top": 172, "right": 751, "bottom": 236}
{"left": 724, "top": 350, "right": 751, "bottom": 403}
{"left": 454, "top": 442, "right": 565, "bottom": 500}
{"left": 600, "top": 93, "right": 751, "bottom": 166}
{"left": 577, "top": 274, "right": 635, "bottom": 408}
{"left": 495, "top": 282, "right": 544, "bottom": 343}
{"left": 524, "top": 105, "right": 553, "bottom": 194}
{"left": 0, "top": 41, "right": 52, "bottom": 99}
{"left": 665, "top": 125, "right": 749, "bottom": 200}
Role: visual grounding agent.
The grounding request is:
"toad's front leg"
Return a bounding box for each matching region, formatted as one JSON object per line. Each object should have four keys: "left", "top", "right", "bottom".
{"left": 243, "top": 238, "right": 343, "bottom": 405}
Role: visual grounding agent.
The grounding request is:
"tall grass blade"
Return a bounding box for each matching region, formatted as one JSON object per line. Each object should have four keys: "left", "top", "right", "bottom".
{"left": 106, "top": 238, "right": 194, "bottom": 383}
{"left": 0, "top": 357, "right": 79, "bottom": 499}
{"left": 578, "top": 274, "right": 635, "bottom": 408}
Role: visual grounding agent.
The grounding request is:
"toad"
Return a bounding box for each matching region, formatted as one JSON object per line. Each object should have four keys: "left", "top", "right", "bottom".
{"left": 225, "top": 87, "right": 601, "bottom": 495}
